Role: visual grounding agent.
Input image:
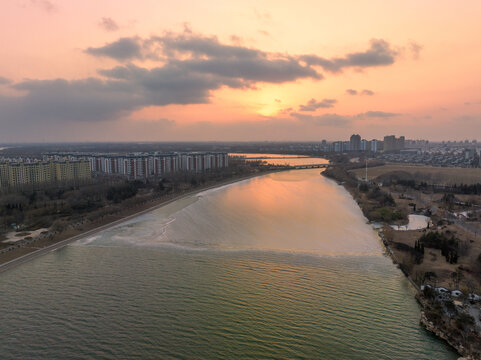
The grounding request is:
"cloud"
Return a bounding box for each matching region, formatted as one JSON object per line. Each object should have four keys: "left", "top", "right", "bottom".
{"left": 291, "top": 112, "right": 351, "bottom": 127}
{"left": 0, "top": 61, "right": 245, "bottom": 125}
{"left": 86, "top": 33, "right": 403, "bottom": 81}
{"left": 136, "top": 117, "right": 176, "bottom": 126}
{"left": 2, "top": 32, "right": 325, "bottom": 127}
{"left": 28, "top": 0, "right": 57, "bottom": 12}
{"left": 346, "top": 88, "right": 374, "bottom": 96}
{"left": 408, "top": 41, "right": 423, "bottom": 60}
{"left": 358, "top": 111, "right": 401, "bottom": 118}
{"left": 0, "top": 77, "right": 11, "bottom": 85}
{"left": 361, "top": 89, "right": 374, "bottom": 96}
{"left": 88, "top": 32, "right": 323, "bottom": 84}
{"left": 229, "top": 35, "right": 244, "bottom": 45}
{"left": 299, "top": 98, "right": 337, "bottom": 111}
{"left": 98, "top": 17, "right": 119, "bottom": 32}
{"left": 465, "top": 100, "right": 481, "bottom": 106}
{"left": 254, "top": 9, "right": 271, "bottom": 21}
{"left": 85, "top": 37, "right": 143, "bottom": 60}
{"left": 452, "top": 115, "right": 480, "bottom": 123}
{"left": 1, "top": 30, "right": 408, "bottom": 135}
{"left": 300, "top": 39, "right": 398, "bottom": 73}
{"left": 2, "top": 78, "right": 142, "bottom": 123}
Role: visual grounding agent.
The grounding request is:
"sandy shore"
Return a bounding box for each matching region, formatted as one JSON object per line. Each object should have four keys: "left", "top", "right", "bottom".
{"left": 0, "top": 169, "right": 285, "bottom": 274}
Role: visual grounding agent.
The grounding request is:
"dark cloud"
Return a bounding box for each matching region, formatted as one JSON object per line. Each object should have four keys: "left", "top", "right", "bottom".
{"left": 358, "top": 111, "right": 401, "bottom": 118}
{"left": 291, "top": 112, "right": 351, "bottom": 127}
{"left": 346, "top": 88, "right": 374, "bottom": 96}
{"left": 99, "top": 17, "right": 119, "bottom": 32}
{"left": 1, "top": 31, "right": 407, "bottom": 134}
{"left": 175, "top": 57, "right": 320, "bottom": 84}
{"left": 85, "top": 37, "right": 143, "bottom": 61}
{"left": 3, "top": 78, "right": 141, "bottom": 123}
{"left": 86, "top": 33, "right": 403, "bottom": 82}
{"left": 299, "top": 98, "right": 337, "bottom": 111}
{"left": 0, "top": 77, "right": 11, "bottom": 85}
{"left": 86, "top": 33, "right": 322, "bottom": 83}
{"left": 0, "top": 63, "right": 236, "bottom": 124}
{"left": 361, "top": 89, "right": 374, "bottom": 96}
{"left": 3, "top": 57, "right": 299, "bottom": 126}
{"left": 300, "top": 39, "right": 398, "bottom": 73}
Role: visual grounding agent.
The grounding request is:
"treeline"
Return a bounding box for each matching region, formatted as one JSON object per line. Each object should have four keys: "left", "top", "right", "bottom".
{"left": 323, "top": 165, "right": 406, "bottom": 223}
{"left": 396, "top": 231, "right": 459, "bottom": 270}
{"left": 419, "top": 231, "right": 459, "bottom": 264}
{"left": 106, "top": 181, "right": 143, "bottom": 203}
{"left": 0, "top": 159, "right": 278, "bottom": 244}
{"left": 383, "top": 175, "right": 481, "bottom": 195}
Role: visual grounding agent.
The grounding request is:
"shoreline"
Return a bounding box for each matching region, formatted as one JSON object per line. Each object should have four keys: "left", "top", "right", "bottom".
{"left": 322, "top": 166, "right": 480, "bottom": 359}
{"left": 0, "top": 169, "right": 285, "bottom": 274}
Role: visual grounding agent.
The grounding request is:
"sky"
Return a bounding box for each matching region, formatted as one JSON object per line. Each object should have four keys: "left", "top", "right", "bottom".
{"left": 1, "top": 0, "right": 481, "bottom": 142}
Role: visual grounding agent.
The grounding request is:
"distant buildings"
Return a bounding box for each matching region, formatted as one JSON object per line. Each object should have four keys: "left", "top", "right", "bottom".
{"left": 320, "top": 134, "right": 411, "bottom": 154}
{"left": 0, "top": 152, "right": 229, "bottom": 188}
{"left": 0, "top": 160, "right": 91, "bottom": 188}
{"left": 383, "top": 135, "right": 405, "bottom": 152}
{"left": 47, "top": 152, "right": 229, "bottom": 179}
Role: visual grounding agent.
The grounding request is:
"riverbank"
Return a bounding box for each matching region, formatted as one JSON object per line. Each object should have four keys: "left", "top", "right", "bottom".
{"left": 323, "top": 164, "right": 481, "bottom": 359}
{"left": 0, "top": 168, "right": 286, "bottom": 273}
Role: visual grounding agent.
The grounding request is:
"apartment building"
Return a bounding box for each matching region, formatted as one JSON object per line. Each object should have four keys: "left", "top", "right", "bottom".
{"left": 0, "top": 160, "right": 91, "bottom": 188}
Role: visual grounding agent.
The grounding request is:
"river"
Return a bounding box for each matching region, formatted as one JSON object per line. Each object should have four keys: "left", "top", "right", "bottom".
{"left": 0, "top": 156, "right": 456, "bottom": 359}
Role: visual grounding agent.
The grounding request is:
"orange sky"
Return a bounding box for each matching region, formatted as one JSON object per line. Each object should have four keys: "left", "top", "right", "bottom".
{"left": 1, "top": 0, "right": 480, "bottom": 142}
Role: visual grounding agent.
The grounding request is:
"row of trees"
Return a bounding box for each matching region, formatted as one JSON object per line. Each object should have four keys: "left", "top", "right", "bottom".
{"left": 1, "top": 158, "right": 278, "bottom": 244}
{"left": 418, "top": 231, "right": 459, "bottom": 264}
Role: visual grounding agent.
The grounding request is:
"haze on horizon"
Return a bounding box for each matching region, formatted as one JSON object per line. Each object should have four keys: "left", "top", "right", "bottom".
{"left": 1, "top": 0, "right": 480, "bottom": 143}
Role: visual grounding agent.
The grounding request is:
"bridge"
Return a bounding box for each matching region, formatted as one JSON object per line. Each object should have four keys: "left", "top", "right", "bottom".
{"left": 292, "top": 164, "right": 328, "bottom": 169}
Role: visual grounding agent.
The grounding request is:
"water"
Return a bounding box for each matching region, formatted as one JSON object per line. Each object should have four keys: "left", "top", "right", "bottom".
{"left": 0, "top": 168, "right": 456, "bottom": 359}
{"left": 231, "top": 153, "right": 326, "bottom": 166}
{"left": 392, "top": 214, "right": 431, "bottom": 231}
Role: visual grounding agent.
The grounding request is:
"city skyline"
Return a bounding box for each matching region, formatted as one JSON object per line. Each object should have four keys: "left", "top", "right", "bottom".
{"left": 1, "top": 1, "right": 481, "bottom": 142}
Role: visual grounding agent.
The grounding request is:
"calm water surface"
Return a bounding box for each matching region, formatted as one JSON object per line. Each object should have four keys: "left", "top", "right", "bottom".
{"left": 0, "top": 167, "right": 456, "bottom": 359}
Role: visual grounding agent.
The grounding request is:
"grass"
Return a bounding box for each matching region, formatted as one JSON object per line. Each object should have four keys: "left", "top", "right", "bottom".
{"left": 351, "top": 164, "right": 481, "bottom": 185}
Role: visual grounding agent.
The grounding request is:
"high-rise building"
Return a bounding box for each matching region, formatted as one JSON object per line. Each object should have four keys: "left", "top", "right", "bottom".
{"left": 360, "top": 139, "right": 367, "bottom": 151}
{"left": 383, "top": 135, "right": 405, "bottom": 151}
{"left": 38, "top": 152, "right": 229, "bottom": 180}
{"left": 334, "top": 141, "right": 342, "bottom": 152}
{"left": 350, "top": 134, "right": 361, "bottom": 151}
{"left": 0, "top": 160, "right": 91, "bottom": 188}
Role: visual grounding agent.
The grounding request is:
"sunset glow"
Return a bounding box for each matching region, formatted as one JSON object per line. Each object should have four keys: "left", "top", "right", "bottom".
{"left": 1, "top": 0, "right": 481, "bottom": 142}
